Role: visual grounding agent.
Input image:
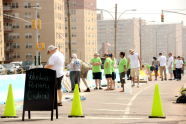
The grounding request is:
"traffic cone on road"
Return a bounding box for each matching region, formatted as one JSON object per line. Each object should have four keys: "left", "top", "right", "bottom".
{"left": 149, "top": 84, "right": 166, "bottom": 118}
{"left": 1, "top": 84, "right": 18, "bottom": 118}
{"left": 68, "top": 84, "right": 84, "bottom": 118}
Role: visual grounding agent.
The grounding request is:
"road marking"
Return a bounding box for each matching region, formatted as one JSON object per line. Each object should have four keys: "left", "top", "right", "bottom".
{"left": 102, "top": 103, "right": 128, "bottom": 106}
{"left": 84, "top": 116, "right": 144, "bottom": 120}
{"left": 92, "top": 108, "right": 127, "bottom": 112}
{"left": 123, "top": 84, "right": 154, "bottom": 117}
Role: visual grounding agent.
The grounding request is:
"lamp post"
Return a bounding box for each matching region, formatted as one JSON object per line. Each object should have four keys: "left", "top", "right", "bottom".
{"left": 97, "top": 7, "right": 136, "bottom": 57}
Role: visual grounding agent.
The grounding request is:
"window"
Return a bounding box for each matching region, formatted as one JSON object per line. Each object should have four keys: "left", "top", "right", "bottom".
{"left": 11, "top": 3, "right": 19, "bottom": 8}
{"left": 24, "top": 12, "right": 32, "bottom": 18}
{"left": 25, "top": 23, "right": 32, "bottom": 28}
{"left": 8, "top": 33, "right": 20, "bottom": 39}
{"left": 12, "top": 23, "right": 19, "bottom": 29}
{"left": 26, "top": 53, "right": 32, "bottom": 59}
{"left": 24, "top": 2, "right": 32, "bottom": 8}
{"left": 26, "top": 43, "right": 33, "bottom": 48}
{"left": 25, "top": 33, "right": 32, "bottom": 39}
{"left": 12, "top": 43, "right": 20, "bottom": 48}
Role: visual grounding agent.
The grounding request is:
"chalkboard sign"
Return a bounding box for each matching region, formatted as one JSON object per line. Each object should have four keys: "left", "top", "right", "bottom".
{"left": 22, "top": 68, "right": 58, "bottom": 121}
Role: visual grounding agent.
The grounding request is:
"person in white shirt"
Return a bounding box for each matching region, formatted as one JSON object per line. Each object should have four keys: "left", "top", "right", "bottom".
{"left": 45, "top": 45, "right": 65, "bottom": 106}
{"left": 167, "top": 53, "right": 174, "bottom": 80}
{"left": 128, "top": 49, "right": 141, "bottom": 87}
{"left": 158, "top": 53, "right": 167, "bottom": 81}
{"left": 175, "top": 56, "right": 184, "bottom": 81}
{"left": 68, "top": 53, "right": 81, "bottom": 92}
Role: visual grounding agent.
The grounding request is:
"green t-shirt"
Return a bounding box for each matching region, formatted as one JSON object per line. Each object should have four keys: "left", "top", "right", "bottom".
{"left": 90, "top": 57, "right": 102, "bottom": 73}
{"left": 104, "top": 58, "right": 112, "bottom": 74}
{"left": 111, "top": 59, "right": 116, "bottom": 72}
{"left": 146, "top": 64, "right": 151, "bottom": 69}
{"left": 118, "top": 58, "right": 127, "bottom": 73}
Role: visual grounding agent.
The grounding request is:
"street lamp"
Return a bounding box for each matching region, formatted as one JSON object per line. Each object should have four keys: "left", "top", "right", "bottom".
{"left": 114, "top": 6, "right": 136, "bottom": 57}
{"left": 97, "top": 7, "right": 136, "bottom": 57}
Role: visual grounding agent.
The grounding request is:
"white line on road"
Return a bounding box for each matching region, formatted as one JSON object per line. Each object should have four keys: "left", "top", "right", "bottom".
{"left": 84, "top": 116, "right": 144, "bottom": 120}
{"left": 102, "top": 103, "right": 128, "bottom": 106}
{"left": 92, "top": 108, "right": 127, "bottom": 112}
{"left": 123, "top": 84, "right": 154, "bottom": 117}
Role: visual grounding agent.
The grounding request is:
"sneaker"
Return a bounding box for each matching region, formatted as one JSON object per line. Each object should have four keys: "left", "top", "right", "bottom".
{"left": 165, "top": 78, "right": 167, "bottom": 80}
{"left": 57, "top": 102, "right": 63, "bottom": 106}
{"left": 84, "top": 88, "right": 90, "bottom": 92}
{"left": 99, "top": 87, "right": 103, "bottom": 90}
{"left": 137, "top": 85, "right": 139, "bottom": 88}
{"left": 131, "top": 84, "right": 135, "bottom": 87}
{"left": 94, "top": 87, "right": 98, "bottom": 90}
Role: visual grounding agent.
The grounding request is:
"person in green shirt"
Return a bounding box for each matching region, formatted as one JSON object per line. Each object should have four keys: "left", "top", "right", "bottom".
{"left": 90, "top": 53, "right": 102, "bottom": 90}
{"left": 126, "top": 60, "right": 131, "bottom": 80}
{"left": 118, "top": 52, "right": 127, "bottom": 92}
{"left": 104, "top": 54, "right": 113, "bottom": 90}
{"left": 109, "top": 53, "right": 116, "bottom": 90}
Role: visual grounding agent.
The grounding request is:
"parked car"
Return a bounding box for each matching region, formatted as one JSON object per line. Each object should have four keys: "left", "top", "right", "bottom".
{"left": 22, "top": 61, "right": 33, "bottom": 71}
{"left": 3, "top": 64, "right": 17, "bottom": 74}
{"left": 0, "top": 64, "right": 7, "bottom": 75}
{"left": 11, "top": 61, "right": 24, "bottom": 74}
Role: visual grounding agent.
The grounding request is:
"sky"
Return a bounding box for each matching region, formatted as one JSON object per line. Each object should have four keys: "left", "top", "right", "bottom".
{"left": 97, "top": 0, "right": 186, "bottom": 25}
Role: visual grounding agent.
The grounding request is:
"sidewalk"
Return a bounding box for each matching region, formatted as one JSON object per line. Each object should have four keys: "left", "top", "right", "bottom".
{"left": 0, "top": 75, "right": 186, "bottom": 124}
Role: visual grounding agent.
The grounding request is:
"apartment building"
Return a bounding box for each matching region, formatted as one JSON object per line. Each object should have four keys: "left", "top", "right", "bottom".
{"left": 97, "top": 18, "right": 141, "bottom": 58}
{"left": 65, "top": 0, "right": 97, "bottom": 63}
{"left": 141, "top": 23, "right": 183, "bottom": 64}
{"left": 0, "top": 0, "right": 4, "bottom": 63}
{"left": 3, "top": 0, "right": 65, "bottom": 63}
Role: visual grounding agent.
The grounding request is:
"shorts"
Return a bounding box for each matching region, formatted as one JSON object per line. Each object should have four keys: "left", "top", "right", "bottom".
{"left": 105, "top": 74, "right": 112, "bottom": 79}
{"left": 112, "top": 72, "right": 116, "bottom": 80}
{"left": 56, "top": 76, "right": 63, "bottom": 90}
{"left": 131, "top": 68, "right": 139, "bottom": 77}
{"left": 120, "top": 72, "right": 126, "bottom": 84}
{"left": 81, "top": 70, "right": 88, "bottom": 78}
{"left": 93, "top": 72, "right": 102, "bottom": 80}
{"left": 168, "top": 67, "right": 173, "bottom": 74}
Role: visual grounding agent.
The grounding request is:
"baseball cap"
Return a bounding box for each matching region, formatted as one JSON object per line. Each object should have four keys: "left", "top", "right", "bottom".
{"left": 47, "top": 45, "right": 57, "bottom": 53}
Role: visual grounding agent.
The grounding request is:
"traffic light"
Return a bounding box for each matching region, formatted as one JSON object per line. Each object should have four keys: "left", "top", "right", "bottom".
{"left": 37, "top": 19, "right": 42, "bottom": 30}
{"left": 32, "top": 19, "right": 37, "bottom": 29}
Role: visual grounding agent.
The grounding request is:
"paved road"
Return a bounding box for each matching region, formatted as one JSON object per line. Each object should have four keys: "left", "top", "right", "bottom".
{"left": 0, "top": 76, "right": 186, "bottom": 124}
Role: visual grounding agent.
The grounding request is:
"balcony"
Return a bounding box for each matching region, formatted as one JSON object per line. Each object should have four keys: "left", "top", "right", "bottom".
{"left": 6, "top": 46, "right": 14, "bottom": 53}
{"left": 3, "top": 6, "right": 13, "bottom": 12}
{"left": 5, "top": 39, "right": 14, "bottom": 43}
{"left": 4, "top": 16, "right": 13, "bottom": 22}
{"left": 4, "top": 26, "right": 13, "bottom": 32}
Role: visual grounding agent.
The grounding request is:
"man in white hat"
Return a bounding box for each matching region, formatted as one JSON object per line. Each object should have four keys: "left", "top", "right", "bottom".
{"left": 128, "top": 49, "right": 141, "bottom": 87}
{"left": 45, "top": 45, "right": 65, "bottom": 106}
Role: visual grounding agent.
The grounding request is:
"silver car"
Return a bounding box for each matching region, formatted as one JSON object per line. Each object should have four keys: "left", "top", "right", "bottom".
{"left": 0, "top": 64, "right": 7, "bottom": 75}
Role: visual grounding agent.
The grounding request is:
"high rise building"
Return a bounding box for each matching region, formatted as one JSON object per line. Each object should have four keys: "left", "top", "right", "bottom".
{"left": 3, "top": 0, "right": 65, "bottom": 63}
{"left": 141, "top": 23, "right": 183, "bottom": 64}
{"left": 65, "top": 0, "right": 97, "bottom": 63}
{"left": 97, "top": 18, "right": 141, "bottom": 58}
{"left": 0, "top": 0, "right": 4, "bottom": 63}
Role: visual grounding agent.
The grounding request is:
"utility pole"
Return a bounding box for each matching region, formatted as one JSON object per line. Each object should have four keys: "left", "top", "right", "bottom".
{"left": 67, "top": 0, "right": 72, "bottom": 62}
{"left": 114, "top": 3, "right": 117, "bottom": 57}
{"left": 139, "top": 18, "right": 142, "bottom": 60}
{"left": 35, "top": 7, "right": 39, "bottom": 66}
{"left": 32, "top": 5, "right": 41, "bottom": 66}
